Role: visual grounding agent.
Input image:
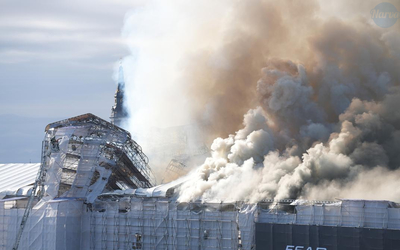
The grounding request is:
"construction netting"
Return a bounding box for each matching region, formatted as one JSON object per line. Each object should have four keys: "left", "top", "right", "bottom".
{"left": 258, "top": 200, "right": 400, "bottom": 229}
{"left": 0, "top": 198, "right": 83, "bottom": 250}
{"left": 42, "top": 123, "right": 154, "bottom": 204}
{"left": 84, "top": 198, "right": 256, "bottom": 250}
{"left": 1, "top": 197, "right": 400, "bottom": 249}
{"left": 0, "top": 198, "right": 256, "bottom": 250}
{"left": 255, "top": 223, "right": 400, "bottom": 250}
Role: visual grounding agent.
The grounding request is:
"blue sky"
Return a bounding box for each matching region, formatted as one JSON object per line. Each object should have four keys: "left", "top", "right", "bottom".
{"left": 0, "top": 0, "right": 141, "bottom": 163}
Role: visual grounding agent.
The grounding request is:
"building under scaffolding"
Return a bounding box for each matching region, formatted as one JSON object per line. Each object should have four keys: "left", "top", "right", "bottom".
{"left": 43, "top": 113, "right": 154, "bottom": 200}
{"left": 0, "top": 113, "right": 155, "bottom": 250}
{"left": 1, "top": 188, "right": 400, "bottom": 249}
{"left": 1, "top": 114, "right": 400, "bottom": 250}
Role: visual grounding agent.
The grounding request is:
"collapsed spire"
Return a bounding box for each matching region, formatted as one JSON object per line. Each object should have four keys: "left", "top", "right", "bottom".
{"left": 110, "top": 62, "right": 128, "bottom": 127}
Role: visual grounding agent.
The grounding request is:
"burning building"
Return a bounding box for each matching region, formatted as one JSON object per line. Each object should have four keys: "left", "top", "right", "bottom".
{"left": 0, "top": 111, "right": 400, "bottom": 250}
{"left": 110, "top": 63, "right": 128, "bottom": 127}
{"left": 0, "top": 71, "right": 399, "bottom": 250}
{"left": 1, "top": 8, "right": 400, "bottom": 246}
{"left": 0, "top": 87, "right": 400, "bottom": 250}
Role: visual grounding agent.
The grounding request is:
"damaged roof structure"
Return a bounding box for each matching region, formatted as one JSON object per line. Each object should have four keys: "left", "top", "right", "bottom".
{"left": 1, "top": 113, "right": 156, "bottom": 250}
{"left": 1, "top": 66, "right": 400, "bottom": 250}
{"left": 42, "top": 113, "right": 155, "bottom": 202}
{"left": 1, "top": 113, "right": 400, "bottom": 250}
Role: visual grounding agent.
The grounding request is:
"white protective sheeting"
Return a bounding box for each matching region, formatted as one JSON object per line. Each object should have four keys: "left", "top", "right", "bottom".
{"left": 126, "top": 174, "right": 192, "bottom": 198}
{"left": 83, "top": 198, "right": 256, "bottom": 250}
{"left": 258, "top": 199, "right": 400, "bottom": 229}
{"left": 0, "top": 198, "right": 84, "bottom": 250}
{"left": 0, "top": 163, "right": 40, "bottom": 198}
{"left": 100, "top": 174, "right": 193, "bottom": 198}
{"left": 1, "top": 197, "right": 400, "bottom": 249}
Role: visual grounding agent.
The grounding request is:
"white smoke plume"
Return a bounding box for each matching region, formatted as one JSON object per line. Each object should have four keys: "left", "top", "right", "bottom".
{"left": 121, "top": 0, "right": 400, "bottom": 202}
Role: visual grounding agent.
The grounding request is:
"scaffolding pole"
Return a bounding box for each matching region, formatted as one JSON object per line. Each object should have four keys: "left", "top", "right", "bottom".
{"left": 12, "top": 140, "right": 48, "bottom": 250}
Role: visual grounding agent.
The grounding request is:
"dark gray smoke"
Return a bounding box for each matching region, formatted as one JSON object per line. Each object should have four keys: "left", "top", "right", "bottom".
{"left": 121, "top": 0, "right": 400, "bottom": 202}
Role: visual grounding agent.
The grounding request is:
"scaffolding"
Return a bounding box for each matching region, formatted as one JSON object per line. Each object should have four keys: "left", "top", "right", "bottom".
{"left": 85, "top": 198, "right": 255, "bottom": 250}
{"left": 2, "top": 114, "right": 400, "bottom": 250}
{"left": 40, "top": 113, "right": 155, "bottom": 202}
{"left": 6, "top": 113, "right": 155, "bottom": 250}
{"left": 161, "top": 160, "right": 189, "bottom": 184}
{"left": 1, "top": 196, "right": 400, "bottom": 249}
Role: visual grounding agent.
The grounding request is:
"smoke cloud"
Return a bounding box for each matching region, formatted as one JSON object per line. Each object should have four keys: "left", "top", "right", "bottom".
{"left": 122, "top": 0, "right": 400, "bottom": 202}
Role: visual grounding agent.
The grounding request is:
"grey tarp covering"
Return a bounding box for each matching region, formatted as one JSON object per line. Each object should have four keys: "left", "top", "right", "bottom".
{"left": 256, "top": 223, "right": 400, "bottom": 250}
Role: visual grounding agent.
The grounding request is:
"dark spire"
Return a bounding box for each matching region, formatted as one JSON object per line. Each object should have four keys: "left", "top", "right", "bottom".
{"left": 110, "top": 62, "right": 128, "bottom": 126}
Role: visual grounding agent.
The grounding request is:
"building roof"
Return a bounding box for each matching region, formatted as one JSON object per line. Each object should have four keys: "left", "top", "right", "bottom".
{"left": 0, "top": 163, "right": 40, "bottom": 197}
{"left": 45, "top": 113, "right": 128, "bottom": 134}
